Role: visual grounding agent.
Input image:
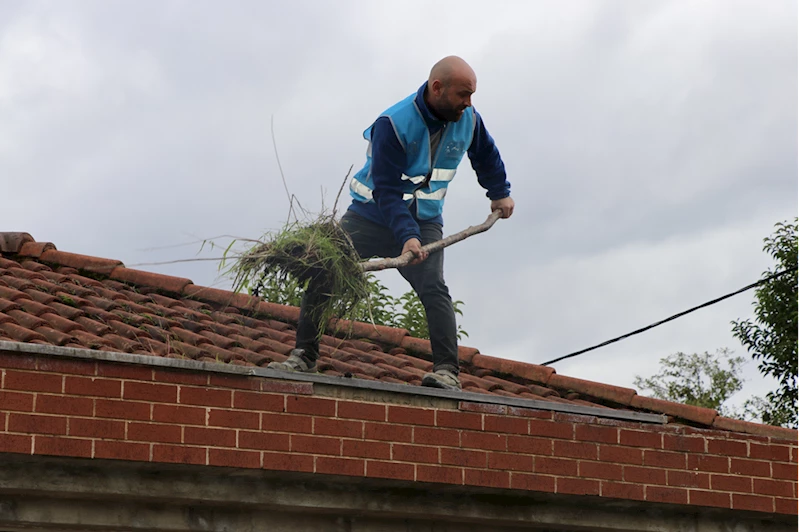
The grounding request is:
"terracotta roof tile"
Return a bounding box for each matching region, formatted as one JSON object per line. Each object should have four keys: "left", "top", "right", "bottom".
{"left": 171, "top": 342, "right": 209, "bottom": 360}
{"left": 117, "top": 300, "right": 158, "bottom": 315}
{"left": 106, "top": 320, "right": 149, "bottom": 340}
{"left": 5, "top": 267, "right": 46, "bottom": 281}
{"left": 369, "top": 352, "right": 413, "bottom": 369}
{"left": 0, "top": 300, "right": 21, "bottom": 314}
{"left": 23, "top": 290, "right": 56, "bottom": 305}
{"left": 7, "top": 310, "right": 49, "bottom": 330}
{"left": 0, "top": 232, "right": 34, "bottom": 253}
{"left": 549, "top": 374, "right": 637, "bottom": 406}
{"left": 0, "top": 286, "right": 31, "bottom": 302}
{"left": 0, "top": 232, "right": 790, "bottom": 439}
{"left": 393, "top": 353, "right": 434, "bottom": 371}
{"left": 69, "top": 330, "right": 112, "bottom": 349}
{"left": 374, "top": 363, "right": 421, "bottom": 383}
{"left": 204, "top": 321, "right": 239, "bottom": 337}
{"left": 170, "top": 328, "right": 212, "bottom": 347}
{"left": 471, "top": 354, "right": 555, "bottom": 385}
{"left": 48, "top": 301, "right": 85, "bottom": 320}
{"left": 80, "top": 309, "right": 120, "bottom": 327}
{"left": 109, "top": 267, "right": 192, "bottom": 294}
{"left": 208, "top": 311, "right": 239, "bottom": 326}
{"left": 232, "top": 347, "right": 277, "bottom": 366}
{"left": 712, "top": 416, "right": 797, "bottom": 440}
{"left": 75, "top": 317, "right": 113, "bottom": 337}
{"left": 174, "top": 317, "right": 211, "bottom": 334}
{"left": 104, "top": 334, "right": 142, "bottom": 353}
{"left": 84, "top": 296, "right": 121, "bottom": 312}
{"left": 39, "top": 313, "right": 86, "bottom": 334}
{"left": 35, "top": 326, "right": 77, "bottom": 346}
{"left": 0, "top": 322, "right": 47, "bottom": 343}
{"left": 203, "top": 343, "right": 242, "bottom": 363}
{"left": 630, "top": 395, "right": 717, "bottom": 426}
{"left": 18, "top": 241, "right": 56, "bottom": 258}
{"left": 54, "top": 292, "right": 90, "bottom": 308}
{"left": 18, "top": 260, "right": 51, "bottom": 272}
{"left": 400, "top": 336, "right": 432, "bottom": 356}
{"left": 38, "top": 270, "right": 68, "bottom": 284}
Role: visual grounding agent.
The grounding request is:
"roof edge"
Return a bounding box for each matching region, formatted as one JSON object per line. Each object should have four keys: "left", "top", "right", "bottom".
{"left": 0, "top": 340, "right": 667, "bottom": 424}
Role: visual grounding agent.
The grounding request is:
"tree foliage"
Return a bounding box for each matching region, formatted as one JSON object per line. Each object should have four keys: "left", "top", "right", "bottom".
{"left": 634, "top": 349, "right": 748, "bottom": 418}
{"left": 731, "top": 219, "right": 797, "bottom": 428}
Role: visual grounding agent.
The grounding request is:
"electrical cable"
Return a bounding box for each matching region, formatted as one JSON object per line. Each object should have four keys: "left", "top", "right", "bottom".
{"left": 540, "top": 268, "right": 796, "bottom": 366}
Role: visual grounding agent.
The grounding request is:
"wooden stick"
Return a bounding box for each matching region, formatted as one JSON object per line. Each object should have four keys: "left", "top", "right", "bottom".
{"left": 361, "top": 210, "right": 503, "bottom": 272}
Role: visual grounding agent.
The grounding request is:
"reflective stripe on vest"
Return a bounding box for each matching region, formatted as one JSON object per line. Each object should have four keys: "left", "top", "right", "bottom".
{"left": 401, "top": 174, "right": 427, "bottom": 184}
{"left": 415, "top": 188, "right": 447, "bottom": 201}
{"left": 430, "top": 168, "right": 456, "bottom": 182}
{"left": 350, "top": 178, "right": 373, "bottom": 201}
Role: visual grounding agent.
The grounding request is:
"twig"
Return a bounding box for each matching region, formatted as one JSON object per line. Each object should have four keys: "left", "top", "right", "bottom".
{"left": 333, "top": 165, "right": 354, "bottom": 218}
{"left": 130, "top": 210, "right": 503, "bottom": 272}
{"left": 361, "top": 210, "right": 503, "bottom": 272}
{"left": 137, "top": 235, "right": 257, "bottom": 252}
{"left": 128, "top": 257, "right": 239, "bottom": 267}
{"left": 271, "top": 115, "right": 297, "bottom": 224}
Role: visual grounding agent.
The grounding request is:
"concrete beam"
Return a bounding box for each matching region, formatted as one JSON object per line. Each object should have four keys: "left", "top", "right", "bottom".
{"left": 0, "top": 455, "right": 793, "bottom": 532}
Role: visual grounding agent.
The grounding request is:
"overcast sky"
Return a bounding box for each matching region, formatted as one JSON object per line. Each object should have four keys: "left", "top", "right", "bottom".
{"left": 2, "top": 0, "right": 796, "bottom": 411}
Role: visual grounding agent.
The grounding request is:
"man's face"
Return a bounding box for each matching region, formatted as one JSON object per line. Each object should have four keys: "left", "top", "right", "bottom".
{"left": 433, "top": 76, "right": 476, "bottom": 122}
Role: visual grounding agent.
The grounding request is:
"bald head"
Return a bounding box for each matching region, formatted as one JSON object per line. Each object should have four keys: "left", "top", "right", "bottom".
{"left": 425, "top": 56, "right": 477, "bottom": 122}
{"left": 428, "top": 55, "right": 476, "bottom": 87}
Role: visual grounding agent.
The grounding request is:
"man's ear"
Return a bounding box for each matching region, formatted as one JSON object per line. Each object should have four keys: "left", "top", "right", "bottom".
{"left": 430, "top": 79, "right": 442, "bottom": 96}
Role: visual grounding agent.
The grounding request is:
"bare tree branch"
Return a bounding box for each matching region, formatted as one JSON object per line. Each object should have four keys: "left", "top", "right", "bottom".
{"left": 361, "top": 210, "right": 503, "bottom": 272}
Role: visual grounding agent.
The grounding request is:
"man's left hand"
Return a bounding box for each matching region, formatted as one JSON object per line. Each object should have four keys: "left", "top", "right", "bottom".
{"left": 491, "top": 197, "right": 515, "bottom": 219}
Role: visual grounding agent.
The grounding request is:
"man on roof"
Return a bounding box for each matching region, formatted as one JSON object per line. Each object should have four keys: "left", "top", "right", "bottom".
{"left": 269, "top": 55, "right": 514, "bottom": 391}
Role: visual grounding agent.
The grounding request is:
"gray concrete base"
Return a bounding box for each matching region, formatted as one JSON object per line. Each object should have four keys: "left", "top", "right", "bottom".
{"left": 0, "top": 454, "right": 794, "bottom": 532}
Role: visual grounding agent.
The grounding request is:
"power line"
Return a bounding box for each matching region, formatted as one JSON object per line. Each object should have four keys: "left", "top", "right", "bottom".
{"left": 540, "top": 268, "right": 796, "bottom": 366}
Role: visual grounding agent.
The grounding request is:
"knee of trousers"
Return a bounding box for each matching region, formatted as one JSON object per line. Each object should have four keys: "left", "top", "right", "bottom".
{"left": 417, "top": 282, "right": 452, "bottom": 305}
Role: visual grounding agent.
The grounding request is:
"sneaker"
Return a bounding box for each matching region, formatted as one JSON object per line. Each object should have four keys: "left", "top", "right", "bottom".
{"left": 422, "top": 369, "right": 462, "bottom": 391}
{"left": 267, "top": 349, "right": 317, "bottom": 373}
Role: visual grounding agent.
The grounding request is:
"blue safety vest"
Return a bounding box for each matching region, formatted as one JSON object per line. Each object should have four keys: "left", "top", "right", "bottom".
{"left": 349, "top": 93, "right": 476, "bottom": 220}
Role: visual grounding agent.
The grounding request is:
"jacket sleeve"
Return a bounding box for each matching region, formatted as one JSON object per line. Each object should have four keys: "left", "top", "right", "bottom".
{"left": 370, "top": 117, "right": 422, "bottom": 246}
{"left": 468, "top": 111, "right": 511, "bottom": 200}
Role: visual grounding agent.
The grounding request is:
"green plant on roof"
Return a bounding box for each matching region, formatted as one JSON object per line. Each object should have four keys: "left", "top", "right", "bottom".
{"left": 58, "top": 294, "right": 76, "bottom": 307}
{"left": 116, "top": 312, "right": 138, "bottom": 326}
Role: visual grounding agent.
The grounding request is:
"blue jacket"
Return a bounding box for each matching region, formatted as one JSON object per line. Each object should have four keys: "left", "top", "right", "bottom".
{"left": 348, "top": 82, "right": 510, "bottom": 246}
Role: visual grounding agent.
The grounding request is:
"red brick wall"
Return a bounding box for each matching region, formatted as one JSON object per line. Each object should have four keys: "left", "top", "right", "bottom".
{"left": 1, "top": 351, "right": 796, "bottom": 515}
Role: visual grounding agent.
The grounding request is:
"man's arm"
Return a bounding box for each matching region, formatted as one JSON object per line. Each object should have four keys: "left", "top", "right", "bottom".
{"left": 468, "top": 111, "right": 513, "bottom": 217}
{"left": 370, "top": 118, "right": 426, "bottom": 259}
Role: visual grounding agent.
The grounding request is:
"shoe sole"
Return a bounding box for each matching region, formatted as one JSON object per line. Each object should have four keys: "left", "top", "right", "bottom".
{"left": 421, "top": 375, "right": 461, "bottom": 391}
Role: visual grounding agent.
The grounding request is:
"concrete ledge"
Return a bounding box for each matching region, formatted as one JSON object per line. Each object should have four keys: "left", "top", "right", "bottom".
{"left": 0, "top": 455, "right": 794, "bottom": 532}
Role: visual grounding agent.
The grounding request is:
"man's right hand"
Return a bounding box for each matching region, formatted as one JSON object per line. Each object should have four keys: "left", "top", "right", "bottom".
{"left": 402, "top": 238, "right": 428, "bottom": 266}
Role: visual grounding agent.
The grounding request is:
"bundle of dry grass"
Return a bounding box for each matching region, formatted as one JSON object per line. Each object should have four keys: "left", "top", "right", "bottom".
{"left": 227, "top": 214, "right": 369, "bottom": 327}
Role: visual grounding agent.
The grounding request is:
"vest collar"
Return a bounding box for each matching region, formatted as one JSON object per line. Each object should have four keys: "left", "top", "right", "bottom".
{"left": 416, "top": 82, "right": 448, "bottom": 128}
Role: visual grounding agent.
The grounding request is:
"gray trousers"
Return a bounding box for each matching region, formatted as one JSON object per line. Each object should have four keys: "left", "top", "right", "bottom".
{"left": 294, "top": 210, "right": 459, "bottom": 373}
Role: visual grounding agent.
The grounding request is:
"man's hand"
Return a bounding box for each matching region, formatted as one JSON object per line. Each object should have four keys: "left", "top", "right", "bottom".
{"left": 402, "top": 238, "right": 428, "bottom": 266}
{"left": 491, "top": 196, "right": 515, "bottom": 219}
